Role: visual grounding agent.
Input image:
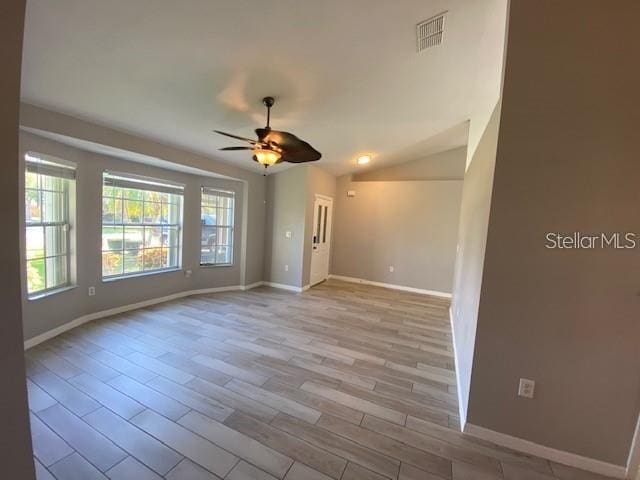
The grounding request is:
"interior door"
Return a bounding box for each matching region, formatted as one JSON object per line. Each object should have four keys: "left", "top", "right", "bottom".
{"left": 309, "top": 194, "right": 333, "bottom": 286}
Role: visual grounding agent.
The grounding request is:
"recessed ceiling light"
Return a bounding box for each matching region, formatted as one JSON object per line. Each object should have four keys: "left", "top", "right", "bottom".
{"left": 357, "top": 155, "right": 371, "bottom": 165}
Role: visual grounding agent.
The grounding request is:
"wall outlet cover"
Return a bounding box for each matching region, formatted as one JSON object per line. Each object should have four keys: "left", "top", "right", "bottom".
{"left": 518, "top": 378, "right": 535, "bottom": 398}
{"left": 347, "top": 190, "right": 356, "bottom": 197}
{"left": 88, "top": 286, "right": 96, "bottom": 296}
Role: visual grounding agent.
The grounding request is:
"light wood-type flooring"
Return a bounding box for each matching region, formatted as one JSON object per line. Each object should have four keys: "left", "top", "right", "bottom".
{"left": 26, "top": 280, "right": 614, "bottom": 480}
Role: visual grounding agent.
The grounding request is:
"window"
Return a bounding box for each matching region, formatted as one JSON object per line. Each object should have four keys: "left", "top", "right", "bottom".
{"left": 25, "top": 154, "right": 76, "bottom": 296}
{"left": 102, "top": 172, "right": 184, "bottom": 279}
{"left": 200, "top": 188, "right": 234, "bottom": 266}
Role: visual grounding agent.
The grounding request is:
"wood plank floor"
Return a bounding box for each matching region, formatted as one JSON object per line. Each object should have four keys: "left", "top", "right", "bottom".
{"left": 26, "top": 279, "right": 614, "bottom": 480}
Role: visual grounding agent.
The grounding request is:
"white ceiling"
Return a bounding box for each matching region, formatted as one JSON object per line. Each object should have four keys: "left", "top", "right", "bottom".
{"left": 21, "top": 0, "right": 505, "bottom": 176}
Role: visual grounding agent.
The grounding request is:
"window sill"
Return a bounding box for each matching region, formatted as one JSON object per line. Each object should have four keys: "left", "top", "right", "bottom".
{"left": 28, "top": 285, "right": 77, "bottom": 301}
{"left": 102, "top": 267, "right": 182, "bottom": 283}
{"left": 200, "top": 263, "right": 234, "bottom": 268}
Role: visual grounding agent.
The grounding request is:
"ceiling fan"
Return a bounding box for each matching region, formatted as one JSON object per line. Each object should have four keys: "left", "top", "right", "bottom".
{"left": 214, "top": 96, "right": 321, "bottom": 170}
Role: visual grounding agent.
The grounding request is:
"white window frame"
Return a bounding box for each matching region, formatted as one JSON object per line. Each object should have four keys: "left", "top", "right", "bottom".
{"left": 101, "top": 171, "right": 184, "bottom": 280}
{"left": 200, "top": 187, "right": 235, "bottom": 266}
{"left": 24, "top": 153, "right": 76, "bottom": 298}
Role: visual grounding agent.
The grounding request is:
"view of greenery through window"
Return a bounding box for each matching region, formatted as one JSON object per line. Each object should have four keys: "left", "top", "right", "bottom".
{"left": 102, "top": 175, "right": 183, "bottom": 278}
{"left": 200, "top": 188, "right": 234, "bottom": 265}
{"left": 25, "top": 158, "right": 74, "bottom": 295}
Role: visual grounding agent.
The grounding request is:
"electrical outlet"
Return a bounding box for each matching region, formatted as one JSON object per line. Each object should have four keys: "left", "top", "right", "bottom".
{"left": 518, "top": 378, "right": 535, "bottom": 398}
{"left": 184, "top": 269, "right": 193, "bottom": 278}
{"left": 285, "top": 231, "right": 292, "bottom": 239}
{"left": 284, "top": 264, "right": 289, "bottom": 272}
{"left": 88, "top": 286, "right": 96, "bottom": 296}
{"left": 389, "top": 266, "right": 394, "bottom": 273}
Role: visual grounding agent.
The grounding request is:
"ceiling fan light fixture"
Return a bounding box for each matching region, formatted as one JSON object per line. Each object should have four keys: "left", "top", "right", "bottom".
{"left": 253, "top": 148, "right": 281, "bottom": 167}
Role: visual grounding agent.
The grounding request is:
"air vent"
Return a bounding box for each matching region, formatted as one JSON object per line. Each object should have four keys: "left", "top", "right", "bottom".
{"left": 416, "top": 12, "right": 446, "bottom": 51}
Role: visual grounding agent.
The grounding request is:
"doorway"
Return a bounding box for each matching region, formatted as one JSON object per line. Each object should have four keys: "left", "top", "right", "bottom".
{"left": 309, "top": 194, "right": 333, "bottom": 286}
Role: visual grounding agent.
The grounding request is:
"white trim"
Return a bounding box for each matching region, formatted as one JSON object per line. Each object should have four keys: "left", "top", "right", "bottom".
{"left": 23, "top": 283, "right": 266, "bottom": 350}
{"left": 328, "top": 274, "right": 452, "bottom": 298}
{"left": 464, "top": 423, "right": 627, "bottom": 479}
{"left": 262, "top": 282, "right": 307, "bottom": 293}
{"left": 449, "top": 305, "right": 467, "bottom": 430}
{"left": 241, "top": 281, "right": 264, "bottom": 291}
{"left": 626, "top": 414, "right": 640, "bottom": 479}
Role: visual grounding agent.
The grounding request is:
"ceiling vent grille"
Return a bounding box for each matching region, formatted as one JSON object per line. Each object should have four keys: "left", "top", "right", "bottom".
{"left": 416, "top": 12, "right": 446, "bottom": 51}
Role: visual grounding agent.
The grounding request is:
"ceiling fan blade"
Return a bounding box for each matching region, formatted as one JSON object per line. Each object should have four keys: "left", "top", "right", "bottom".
{"left": 219, "top": 146, "right": 253, "bottom": 151}
{"left": 213, "top": 130, "right": 260, "bottom": 144}
{"left": 258, "top": 129, "right": 321, "bottom": 163}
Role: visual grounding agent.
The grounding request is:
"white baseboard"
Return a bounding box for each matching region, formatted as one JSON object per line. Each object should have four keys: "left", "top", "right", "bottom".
{"left": 464, "top": 423, "right": 627, "bottom": 479}
{"left": 262, "top": 281, "right": 307, "bottom": 293}
{"left": 241, "top": 281, "right": 264, "bottom": 291}
{"left": 449, "top": 305, "right": 467, "bottom": 431}
{"left": 23, "top": 282, "right": 265, "bottom": 350}
{"left": 328, "top": 274, "right": 452, "bottom": 298}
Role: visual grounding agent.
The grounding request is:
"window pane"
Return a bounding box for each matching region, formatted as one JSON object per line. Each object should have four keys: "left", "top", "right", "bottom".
{"left": 26, "top": 171, "right": 39, "bottom": 189}
{"left": 167, "top": 201, "right": 181, "bottom": 224}
{"left": 144, "top": 190, "right": 166, "bottom": 203}
{"left": 102, "top": 226, "right": 124, "bottom": 251}
{"left": 123, "top": 188, "right": 143, "bottom": 200}
{"left": 142, "top": 247, "right": 164, "bottom": 270}
{"left": 27, "top": 258, "right": 45, "bottom": 293}
{"left": 124, "top": 226, "right": 144, "bottom": 250}
{"left": 144, "top": 201, "right": 162, "bottom": 223}
{"left": 45, "top": 225, "right": 67, "bottom": 256}
{"left": 201, "top": 250, "right": 215, "bottom": 264}
{"left": 217, "top": 227, "right": 231, "bottom": 246}
{"left": 216, "top": 246, "right": 231, "bottom": 264}
{"left": 164, "top": 226, "right": 179, "bottom": 248}
{"left": 124, "top": 249, "right": 142, "bottom": 274}
{"left": 42, "top": 191, "right": 65, "bottom": 223}
{"left": 46, "top": 255, "right": 67, "bottom": 289}
{"left": 102, "top": 251, "right": 123, "bottom": 276}
{"left": 217, "top": 207, "right": 233, "bottom": 226}
{"left": 123, "top": 200, "right": 143, "bottom": 223}
{"left": 25, "top": 189, "right": 41, "bottom": 223}
{"left": 201, "top": 206, "right": 216, "bottom": 223}
{"left": 42, "top": 175, "right": 65, "bottom": 192}
{"left": 102, "top": 197, "right": 122, "bottom": 224}
{"left": 144, "top": 226, "right": 163, "bottom": 247}
{"left": 219, "top": 196, "right": 233, "bottom": 209}
{"left": 201, "top": 226, "right": 215, "bottom": 248}
{"left": 165, "top": 247, "right": 178, "bottom": 268}
{"left": 26, "top": 226, "right": 45, "bottom": 259}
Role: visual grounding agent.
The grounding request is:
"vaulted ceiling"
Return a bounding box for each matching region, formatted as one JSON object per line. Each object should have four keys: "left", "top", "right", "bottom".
{"left": 21, "top": 0, "right": 507, "bottom": 175}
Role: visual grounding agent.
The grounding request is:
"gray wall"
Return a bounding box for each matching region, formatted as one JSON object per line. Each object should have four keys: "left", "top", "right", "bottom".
{"left": 467, "top": 0, "right": 640, "bottom": 465}
{"left": 331, "top": 175, "right": 462, "bottom": 294}
{"left": 450, "top": 102, "right": 500, "bottom": 424}
{"left": 352, "top": 147, "right": 466, "bottom": 182}
{"left": 20, "top": 132, "right": 248, "bottom": 340}
{"left": 302, "top": 165, "right": 337, "bottom": 287}
{"left": 0, "top": 0, "right": 35, "bottom": 477}
{"left": 263, "top": 166, "right": 307, "bottom": 288}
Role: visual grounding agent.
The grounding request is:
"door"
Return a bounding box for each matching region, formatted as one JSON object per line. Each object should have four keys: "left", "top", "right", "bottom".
{"left": 309, "top": 194, "right": 333, "bottom": 286}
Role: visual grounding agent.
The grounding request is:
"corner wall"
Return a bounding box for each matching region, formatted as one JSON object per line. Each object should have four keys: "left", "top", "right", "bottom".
{"left": 465, "top": 0, "right": 640, "bottom": 469}
{"left": 450, "top": 101, "right": 501, "bottom": 425}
